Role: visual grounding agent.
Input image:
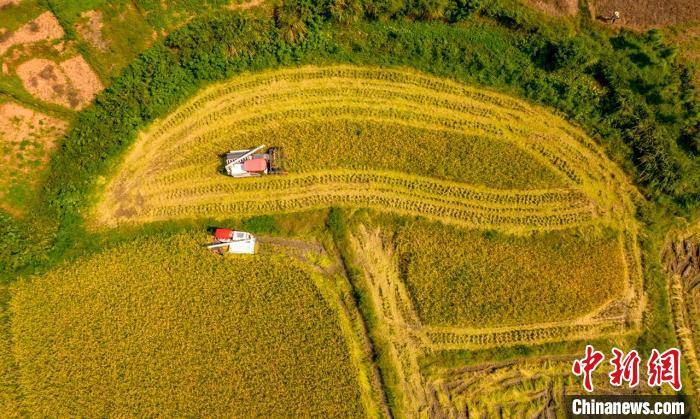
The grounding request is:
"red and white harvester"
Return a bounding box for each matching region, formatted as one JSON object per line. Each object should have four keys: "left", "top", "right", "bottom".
{"left": 224, "top": 145, "right": 285, "bottom": 178}
{"left": 207, "top": 229, "right": 257, "bottom": 254}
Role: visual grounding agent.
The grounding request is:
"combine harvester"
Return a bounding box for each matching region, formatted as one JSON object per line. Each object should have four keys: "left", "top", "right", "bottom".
{"left": 207, "top": 229, "right": 257, "bottom": 254}
{"left": 224, "top": 145, "right": 285, "bottom": 178}
{"left": 206, "top": 145, "right": 283, "bottom": 254}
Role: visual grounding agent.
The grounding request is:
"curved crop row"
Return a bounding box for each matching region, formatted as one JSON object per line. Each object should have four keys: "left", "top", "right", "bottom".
{"left": 96, "top": 66, "right": 636, "bottom": 232}
{"left": 147, "top": 190, "right": 591, "bottom": 234}
{"left": 139, "top": 171, "right": 587, "bottom": 208}
{"left": 102, "top": 170, "right": 597, "bottom": 233}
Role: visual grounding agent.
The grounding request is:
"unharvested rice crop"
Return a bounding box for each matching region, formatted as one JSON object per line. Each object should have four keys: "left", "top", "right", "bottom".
{"left": 8, "top": 233, "right": 365, "bottom": 417}
{"left": 392, "top": 220, "right": 627, "bottom": 328}
{"left": 96, "top": 65, "right": 636, "bottom": 234}
{"left": 0, "top": 284, "right": 21, "bottom": 417}
{"left": 346, "top": 219, "right": 639, "bottom": 416}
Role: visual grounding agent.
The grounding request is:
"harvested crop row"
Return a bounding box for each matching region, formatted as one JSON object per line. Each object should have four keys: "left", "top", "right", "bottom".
{"left": 139, "top": 170, "right": 589, "bottom": 208}
{"left": 427, "top": 357, "right": 575, "bottom": 417}
{"left": 425, "top": 319, "right": 627, "bottom": 350}
{"left": 427, "top": 355, "right": 666, "bottom": 417}
{"left": 129, "top": 185, "right": 596, "bottom": 233}
{"left": 663, "top": 230, "right": 700, "bottom": 404}
{"left": 97, "top": 66, "right": 636, "bottom": 231}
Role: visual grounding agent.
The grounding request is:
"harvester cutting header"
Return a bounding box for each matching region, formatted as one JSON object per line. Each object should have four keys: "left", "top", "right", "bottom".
{"left": 224, "top": 145, "right": 285, "bottom": 178}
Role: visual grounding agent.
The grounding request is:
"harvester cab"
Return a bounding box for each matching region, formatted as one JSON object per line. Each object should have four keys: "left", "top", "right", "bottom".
{"left": 224, "top": 145, "right": 286, "bottom": 178}
{"left": 207, "top": 229, "right": 256, "bottom": 254}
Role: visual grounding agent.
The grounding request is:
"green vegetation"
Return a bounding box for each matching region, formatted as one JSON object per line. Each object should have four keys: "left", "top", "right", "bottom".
{"left": 0, "top": 0, "right": 45, "bottom": 31}
{"left": 7, "top": 233, "right": 365, "bottom": 417}
{"left": 73, "top": 2, "right": 155, "bottom": 81}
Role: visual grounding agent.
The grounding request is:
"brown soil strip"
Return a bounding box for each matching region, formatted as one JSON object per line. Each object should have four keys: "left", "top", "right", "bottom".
{"left": 227, "top": 0, "right": 265, "bottom": 11}
{"left": 16, "top": 55, "right": 103, "bottom": 109}
{"left": 0, "top": 0, "right": 20, "bottom": 9}
{"left": 0, "top": 11, "right": 64, "bottom": 56}
{"left": 592, "top": 0, "right": 700, "bottom": 28}
{"left": 0, "top": 101, "right": 66, "bottom": 147}
{"left": 524, "top": 0, "right": 578, "bottom": 17}
{"left": 59, "top": 56, "right": 103, "bottom": 105}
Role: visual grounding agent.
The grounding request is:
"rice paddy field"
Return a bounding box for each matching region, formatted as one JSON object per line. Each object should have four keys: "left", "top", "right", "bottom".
{"left": 95, "top": 65, "right": 636, "bottom": 238}
{"left": 3, "top": 0, "right": 697, "bottom": 412}
{"left": 78, "top": 64, "right": 648, "bottom": 415}
{"left": 0, "top": 59, "right": 655, "bottom": 416}
{"left": 392, "top": 221, "right": 626, "bottom": 328}
{"left": 4, "top": 234, "right": 367, "bottom": 417}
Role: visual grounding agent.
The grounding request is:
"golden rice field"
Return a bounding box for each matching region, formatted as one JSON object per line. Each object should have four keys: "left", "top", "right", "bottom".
{"left": 94, "top": 65, "right": 637, "bottom": 235}
{"left": 392, "top": 220, "right": 626, "bottom": 328}
{"left": 0, "top": 284, "right": 21, "bottom": 417}
{"left": 345, "top": 220, "right": 643, "bottom": 416}
{"left": 77, "top": 65, "right": 649, "bottom": 416}
{"left": 6, "top": 234, "right": 366, "bottom": 417}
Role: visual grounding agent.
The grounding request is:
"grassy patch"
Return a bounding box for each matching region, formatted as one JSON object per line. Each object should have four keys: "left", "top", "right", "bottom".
{"left": 73, "top": 2, "right": 155, "bottom": 82}
{"left": 0, "top": 1, "right": 45, "bottom": 32}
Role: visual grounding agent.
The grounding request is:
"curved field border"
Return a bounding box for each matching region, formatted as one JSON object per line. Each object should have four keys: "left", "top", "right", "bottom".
{"left": 123, "top": 171, "right": 595, "bottom": 233}
{"left": 348, "top": 223, "right": 645, "bottom": 416}
{"left": 94, "top": 65, "right": 638, "bottom": 235}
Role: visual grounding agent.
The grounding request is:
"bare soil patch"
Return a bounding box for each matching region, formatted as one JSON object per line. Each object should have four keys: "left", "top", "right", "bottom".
{"left": 0, "top": 102, "right": 65, "bottom": 148}
{"left": 591, "top": 0, "right": 700, "bottom": 28}
{"left": 227, "top": 0, "right": 265, "bottom": 11}
{"left": 0, "top": 11, "right": 64, "bottom": 56}
{"left": 524, "top": 0, "right": 578, "bottom": 17}
{"left": 16, "top": 55, "right": 104, "bottom": 109}
{"left": 0, "top": 0, "right": 20, "bottom": 8}
{"left": 76, "top": 10, "right": 108, "bottom": 50}
{"left": 0, "top": 101, "right": 67, "bottom": 208}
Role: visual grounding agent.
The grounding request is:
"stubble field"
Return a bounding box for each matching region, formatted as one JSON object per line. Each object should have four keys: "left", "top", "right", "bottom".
{"left": 95, "top": 65, "right": 637, "bottom": 238}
